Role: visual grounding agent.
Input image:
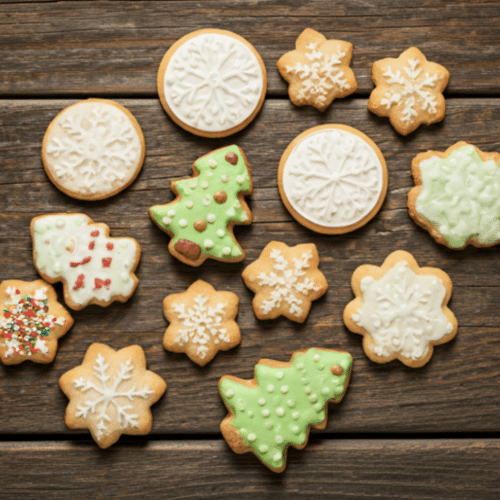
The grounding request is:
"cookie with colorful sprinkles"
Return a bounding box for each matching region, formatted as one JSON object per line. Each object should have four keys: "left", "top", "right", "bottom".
{"left": 0, "top": 279, "right": 73, "bottom": 365}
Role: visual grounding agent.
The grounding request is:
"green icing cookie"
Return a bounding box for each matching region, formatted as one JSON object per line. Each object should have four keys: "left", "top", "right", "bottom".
{"left": 415, "top": 145, "right": 500, "bottom": 248}
{"left": 149, "top": 145, "right": 252, "bottom": 265}
{"left": 219, "top": 348, "right": 352, "bottom": 472}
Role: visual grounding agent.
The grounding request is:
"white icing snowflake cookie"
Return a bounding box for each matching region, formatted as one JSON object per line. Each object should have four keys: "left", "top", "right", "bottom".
{"left": 31, "top": 213, "right": 141, "bottom": 310}
{"left": 368, "top": 47, "right": 450, "bottom": 135}
{"left": 157, "top": 29, "right": 267, "bottom": 138}
{"left": 163, "top": 280, "right": 241, "bottom": 366}
{"left": 242, "top": 241, "right": 328, "bottom": 323}
{"left": 343, "top": 250, "right": 457, "bottom": 368}
{"left": 42, "top": 99, "right": 145, "bottom": 200}
{"left": 278, "top": 124, "right": 388, "bottom": 234}
{"left": 277, "top": 28, "right": 357, "bottom": 111}
{"left": 59, "top": 343, "right": 167, "bottom": 449}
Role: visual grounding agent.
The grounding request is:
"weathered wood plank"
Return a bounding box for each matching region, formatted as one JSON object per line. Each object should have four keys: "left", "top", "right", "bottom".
{"left": 1, "top": 439, "right": 499, "bottom": 499}
{"left": 1, "top": 1, "right": 500, "bottom": 96}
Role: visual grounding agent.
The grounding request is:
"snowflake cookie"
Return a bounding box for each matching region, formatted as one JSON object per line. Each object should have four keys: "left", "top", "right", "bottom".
{"left": 157, "top": 29, "right": 267, "bottom": 138}
{"left": 219, "top": 348, "right": 352, "bottom": 472}
{"left": 368, "top": 47, "right": 450, "bottom": 135}
{"left": 59, "top": 343, "right": 167, "bottom": 449}
{"left": 163, "top": 280, "right": 241, "bottom": 366}
{"left": 278, "top": 124, "right": 388, "bottom": 234}
{"left": 242, "top": 242, "right": 328, "bottom": 323}
{"left": 277, "top": 28, "right": 357, "bottom": 111}
{"left": 343, "top": 250, "right": 457, "bottom": 368}
{"left": 149, "top": 145, "right": 252, "bottom": 267}
{"left": 42, "top": 99, "right": 145, "bottom": 200}
{"left": 0, "top": 280, "right": 73, "bottom": 365}
{"left": 31, "top": 213, "right": 141, "bottom": 310}
{"left": 408, "top": 142, "right": 500, "bottom": 249}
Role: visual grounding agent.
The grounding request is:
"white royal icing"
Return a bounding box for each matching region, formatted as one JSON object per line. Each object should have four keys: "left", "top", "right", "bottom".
{"left": 352, "top": 261, "right": 454, "bottom": 361}
{"left": 282, "top": 128, "right": 384, "bottom": 228}
{"left": 164, "top": 32, "right": 264, "bottom": 133}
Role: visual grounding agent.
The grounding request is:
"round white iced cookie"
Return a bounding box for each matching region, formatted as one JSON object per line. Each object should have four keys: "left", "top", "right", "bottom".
{"left": 278, "top": 124, "right": 388, "bottom": 234}
{"left": 42, "top": 99, "right": 145, "bottom": 200}
{"left": 157, "top": 29, "right": 267, "bottom": 138}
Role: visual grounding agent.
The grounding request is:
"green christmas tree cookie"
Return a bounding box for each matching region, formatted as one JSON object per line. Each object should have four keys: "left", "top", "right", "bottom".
{"left": 149, "top": 145, "right": 253, "bottom": 266}
{"left": 219, "top": 348, "right": 353, "bottom": 473}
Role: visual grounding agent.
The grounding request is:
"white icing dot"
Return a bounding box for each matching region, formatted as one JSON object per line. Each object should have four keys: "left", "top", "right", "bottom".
{"left": 352, "top": 313, "right": 361, "bottom": 323}
{"left": 313, "top": 354, "right": 321, "bottom": 362}
{"left": 179, "top": 219, "right": 187, "bottom": 228}
{"left": 203, "top": 197, "right": 210, "bottom": 206}
{"left": 273, "top": 452, "right": 281, "bottom": 462}
{"left": 281, "top": 385, "right": 289, "bottom": 394}
{"left": 227, "top": 208, "right": 235, "bottom": 216}
{"left": 207, "top": 214, "right": 216, "bottom": 223}
{"left": 55, "top": 219, "right": 65, "bottom": 229}
{"left": 292, "top": 426, "right": 300, "bottom": 434}
{"left": 274, "top": 435, "right": 283, "bottom": 444}
{"left": 186, "top": 201, "right": 194, "bottom": 209}
{"left": 240, "top": 213, "right": 248, "bottom": 222}
{"left": 208, "top": 159, "right": 217, "bottom": 169}
{"left": 309, "top": 394, "right": 318, "bottom": 403}
{"left": 265, "top": 422, "right": 273, "bottom": 429}
{"left": 201, "top": 181, "right": 209, "bottom": 189}
{"left": 53, "top": 262, "right": 62, "bottom": 274}
{"left": 225, "top": 389, "right": 234, "bottom": 398}
{"left": 258, "top": 398, "right": 266, "bottom": 406}
{"left": 261, "top": 409, "right": 270, "bottom": 418}
{"left": 162, "top": 216, "right": 172, "bottom": 225}
{"left": 296, "top": 362, "right": 304, "bottom": 370}
{"left": 276, "top": 407, "right": 285, "bottom": 417}
{"left": 305, "top": 386, "right": 312, "bottom": 395}
{"left": 292, "top": 411, "right": 300, "bottom": 420}
{"left": 204, "top": 239, "right": 214, "bottom": 249}
{"left": 267, "top": 384, "right": 274, "bottom": 393}
{"left": 248, "top": 410, "right": 254, "bottom": 418}
{"left": 259, "top": 444, "right": 268, "bottom": 453}
{"left": 168, "top": 209, "right": 175, "bottom": 217}
{"left": 217, "top": 229, "right": 225, "bottom": 238}
{"left": 322, "top": 387, "right": 330, "bottom": 395}
{"left": 221, "top": 175, "right": 229, "bottom": 183}
{"left": 247, "top": 433, "right": 256, "bottom": 442}
{"left": 287, "top": 399, "right": 295, "bottom": 408}
{"left": 120, "top": 272, "right": 130, "bottom": 283}
{"left": 236, "top": 175, "right": 244, "bottom": 184}
{"left": 275, "top": 371, "right": 284, "bottom": 379}
{"left": 222, "top": 247, "right": 231, "bottom": 255}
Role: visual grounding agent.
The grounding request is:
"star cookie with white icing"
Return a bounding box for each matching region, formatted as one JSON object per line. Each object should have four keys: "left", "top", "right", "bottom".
{"left": 343, "top": 250, "right": 457, "bottom": 368}
{"left": 368, "top": 47, "right": 450, "bottom": 135}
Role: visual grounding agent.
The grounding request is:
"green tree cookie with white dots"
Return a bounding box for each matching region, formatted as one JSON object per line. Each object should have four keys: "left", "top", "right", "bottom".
{"left": 149, "top": 145, "right": 253, "bottom": 266}
{"left": 219, "top": 348, "right": 353, "bottom": 473}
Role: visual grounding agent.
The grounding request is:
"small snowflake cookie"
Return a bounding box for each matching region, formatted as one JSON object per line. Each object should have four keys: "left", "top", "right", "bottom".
{"left": 157, "top": 29, "right": 267, "bottom": 138}
{"left": 0, "top": 279, "right": 73, "bottom": 365}
{"left": 31, "top": 213, "right": 141, "bottom": 310}
{"left": 42, "top": 99, "right": 145, "bottom": 200}
{"left": 242, "top": 241, "right": 328, "bottom": 323}
{"left": 277, "top": 28, "right": 357, "bottom": 111}
{"left": 163, "top": 280, "right": 241, "bottom": 366}
{"left": 219, "top": 347, "right": 352, "bottom": 472}
{"left": 149, "top": 145, "right": 252, "bottom": 266}
{"left": 408, "top": 142, "right": 500, "bottom": 249}
{"left": 59, "top": 343, "right": 167, "bottom": 449}
{"left": 368, "top": 47, "right": 450, "bottom": 135}
{"left": 278, "top": 124, "right": 388, "bottom": 234}
{"left": 343, "top": 250, "right": 457, "bottom": 368}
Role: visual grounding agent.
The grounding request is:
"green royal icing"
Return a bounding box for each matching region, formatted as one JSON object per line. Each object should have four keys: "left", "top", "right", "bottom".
{"left": 149, "top": 145, "right": 251, "bottom": 260}
{"left": 415, "top": 145, "right": 500, "bottom": 248}
{"left": 220, "top": 348, "right": 352, "bottom": 470}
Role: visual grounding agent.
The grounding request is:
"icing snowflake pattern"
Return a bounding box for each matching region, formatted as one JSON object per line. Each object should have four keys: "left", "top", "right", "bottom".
{"left": 73, "top": 353, "right": 154, "bottom": 442}
{"left": 164, "top": 33, "right": 264, "bottom": 132}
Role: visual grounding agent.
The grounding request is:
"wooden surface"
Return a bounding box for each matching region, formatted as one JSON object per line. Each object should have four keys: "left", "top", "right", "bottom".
{"left": 1, "top": 1, "right": 500, "bottom": 498}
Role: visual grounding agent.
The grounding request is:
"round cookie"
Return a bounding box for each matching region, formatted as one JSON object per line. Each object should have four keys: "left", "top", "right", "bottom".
{"left": 42, "top": 99, "right": 145, "bottom": 200}
{"left": 157, "top": 29, "right": 267, "bottom": 138}
{"left": 278, "top": 124, "right": 388, "bottom": 234}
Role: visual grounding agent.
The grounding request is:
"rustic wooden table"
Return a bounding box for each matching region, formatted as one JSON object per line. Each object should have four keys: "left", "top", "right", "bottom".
{"left": 1, "top": 1, "right": 500, "bottom": 498}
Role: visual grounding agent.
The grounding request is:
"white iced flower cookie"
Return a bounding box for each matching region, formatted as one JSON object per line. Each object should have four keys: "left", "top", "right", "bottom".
{"left": 59, "top": 343, "right": 167, "bottom": 449}
{"left": 278, "top": 124, "right": 388, "bottom": 234}
{"left": 42, "top": 99, "right": 145, "bottom": 200}
{"left": 343, "top": 250, "right": 457, "bottom": 368}
{"left": 157, "top": 29, "right": 267, "bottom": 138}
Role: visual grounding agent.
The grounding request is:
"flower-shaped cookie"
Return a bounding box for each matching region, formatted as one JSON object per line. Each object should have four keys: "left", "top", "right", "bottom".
{"left": 277, "top": 29, "right": 357, "bottom": 111}
{"left": 343, "top": 251, "right": 457, "bottom": 368}
{"left": 368, "top": 47, "right": 450, "bottom": 135}
{"left": 60, "top": 343, "right": 167, "bottom": 449}
{"left": 242, "top": 242, "right": 328, "bottom": 323}
{"left": 163, "top": 280, "right": 241, "bottom": 366}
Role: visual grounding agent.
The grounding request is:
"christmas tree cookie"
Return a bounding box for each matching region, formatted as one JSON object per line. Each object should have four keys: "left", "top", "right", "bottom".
{"left": 219, "top": 348, "right": 352, "bottom": 472}
{"left": 149, "top": 145, "right": 253, "bottom": 266}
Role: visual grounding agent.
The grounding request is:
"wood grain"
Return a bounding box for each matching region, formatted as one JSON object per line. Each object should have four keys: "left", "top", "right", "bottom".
{"left": 1, "top": 98, "right": 499, "bottom": 435}
{"left": 1, "top": 0, "right": 500, "bottom": 96}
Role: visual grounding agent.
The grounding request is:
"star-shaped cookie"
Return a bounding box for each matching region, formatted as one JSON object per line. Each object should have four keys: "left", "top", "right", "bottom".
{"left": 163, "top": 280, "right": 241, "bottom": 366}
{"left": 277, "top": 28, "right": 357, "bottom": 111}
{"left": 242, "top": 241, "right": 328, "bottom": 323}
{"left": 59, "top": 343, "right": 167, "bottom": 448}
{"left": 368, "top": 47, "right": 450, "bottom": 135}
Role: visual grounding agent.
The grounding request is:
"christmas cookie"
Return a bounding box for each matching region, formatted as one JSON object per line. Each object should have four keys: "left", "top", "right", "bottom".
{"left": 278, "top": 124, "right": 388, "bottom": 234}
{"left": 149, "top": 145, "right": 252, "bottom": 266}
{"left": 277, "top": 28, "right": 357, "bottom": 111}
{"left": 343, "top": 250, "right": 457, "bottom": 368}
{"left": 242, "top": 241, "right": 328, "bottom": 323}
{"left": 31, "top": 213, "right": 140, "bottom": 310}
{"left": 59, "top": 343, "right": 167, "bottom": 449}
{"left": 408, "top": 142, "right": 500, "bottom": 249}
{"left": 42, "top": 99, "right": 145, "bottom": 200}
{"left": 219, "top": 347, "right": 352, "bottom": 473}
{"left": 157, "top": 29, "right": 267, "bottom": 138}
{"left": 163, "top": 280, "right": 241, "bottom": 366}
{"left": 0, "top": 280, "right": 73, "bottom": 365}
{"left": 368, "top": 47, "right": 450, "bottom": 135}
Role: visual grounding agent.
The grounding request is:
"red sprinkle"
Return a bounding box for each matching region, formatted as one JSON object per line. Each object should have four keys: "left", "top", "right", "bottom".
{"left": 70, "top": 256, "right": 92, "bottom": 267}
{"left": 102, "top": 257, "right": 112, "bottom": 268}
{"left": 15, "top": 289, "right": 20, "bottom": 295}
{"left": 3, "top": 311, "right": 11, "bottom": 318}
{"left": 73, "top": 274, "right": 85, "bottom": 290}
{"left": 89, "top": 241, "right": 95, "bottom": 250}
{"left": 94, "top": 278, "right": 111, "bottom": 290}
{"left": 25, "top": 310, "right": 35, "bottom": 318}
{"left": 106, "top": 243, "right": 114, "bottom": 251}
{"left": 90, "top": 230, "right": 100, "bottom": 237}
